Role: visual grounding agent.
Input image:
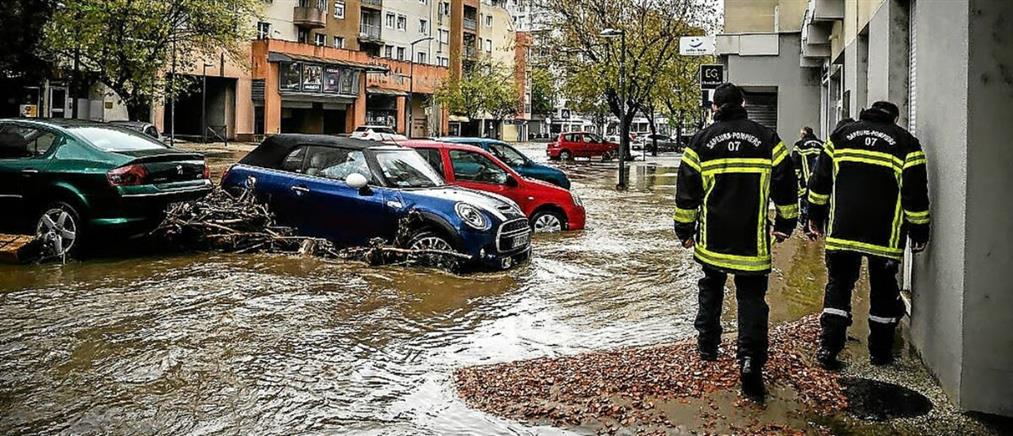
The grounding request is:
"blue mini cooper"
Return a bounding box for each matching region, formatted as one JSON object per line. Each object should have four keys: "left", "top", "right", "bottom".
{"left": 221, "top": 134, "right": 531, "bottom": 270}
{"left": 437, "top": 137, "right": 571, "bottom": 189}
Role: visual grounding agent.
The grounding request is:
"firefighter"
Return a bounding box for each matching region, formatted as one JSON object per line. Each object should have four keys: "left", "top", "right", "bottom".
{"left": 791, "top": 126, "right": 823, "bottom": 232}
{"left": 674, "top": 83, "right": 798, "bottom": 400}
{"left": 807, "top": 101, "right": 930, "bottom": 369}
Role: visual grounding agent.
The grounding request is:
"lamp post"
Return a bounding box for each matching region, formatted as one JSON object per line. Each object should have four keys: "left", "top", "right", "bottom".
{"left": 201, "top": 62, "right": 214, "bottom": 143}
{"left": 408, "top": 36, "right": 434, "bottom": 138}
{"left": 600, "top": 28, "right": 627, "bottom": 190}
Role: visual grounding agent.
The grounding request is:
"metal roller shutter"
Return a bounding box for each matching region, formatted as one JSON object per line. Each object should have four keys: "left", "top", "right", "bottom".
{"left": 743, "top": 91, "right": 778, "bottom": 132}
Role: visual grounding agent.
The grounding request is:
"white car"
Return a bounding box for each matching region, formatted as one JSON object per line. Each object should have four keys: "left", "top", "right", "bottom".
{"left": 350, "top": 125, "right": 408, "bottom": 142}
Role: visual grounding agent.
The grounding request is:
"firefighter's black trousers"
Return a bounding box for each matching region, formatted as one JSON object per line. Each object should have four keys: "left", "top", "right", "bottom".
{"left": 694, "top": 267, "right": 769, "bottom": 366}
{"left": 819, "top": 251, "right": 906, "bottom": 357}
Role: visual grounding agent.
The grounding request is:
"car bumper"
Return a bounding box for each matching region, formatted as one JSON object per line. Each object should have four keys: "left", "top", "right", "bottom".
{"left": 565, "top": 206, "right": 587, "bottom": 231}
{"left": 89, "top": 180, "right": 213, "bottom": 234}
{"left": 457, "top": 218, "right": 532, "bottom": 270}
{"left": 546, "top": 148, "right": 560, "bottom": 158}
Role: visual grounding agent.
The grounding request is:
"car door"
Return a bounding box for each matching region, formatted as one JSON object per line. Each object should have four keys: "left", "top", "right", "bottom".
{"left": 447, "top": 149, "right": 529, "bottom": 211}
{"left": 296, "top": 146, "right": 391, "bottom": 247}
{"left": 0, "top": 124, "right": 58, "bottom": 231}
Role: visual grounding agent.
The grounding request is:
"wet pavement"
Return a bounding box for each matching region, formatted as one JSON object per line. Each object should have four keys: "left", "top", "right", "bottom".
{"left": 0, "top": 143, "right": 1004, "bottom": 434}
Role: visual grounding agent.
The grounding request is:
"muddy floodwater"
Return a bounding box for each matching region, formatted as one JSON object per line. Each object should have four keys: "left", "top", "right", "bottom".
{"left": 0, "top": 144, "right": 835, "bottom": 434}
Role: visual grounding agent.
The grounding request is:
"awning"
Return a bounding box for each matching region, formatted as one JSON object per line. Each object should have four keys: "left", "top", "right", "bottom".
{"left": 366, "top": 87, "right": 408, "bottom": 97}
{"left": 267, "top": 52, "right": 390, "bottom": 73}
{"left": 449, "top": 115, "right": 470, "bottom": 122}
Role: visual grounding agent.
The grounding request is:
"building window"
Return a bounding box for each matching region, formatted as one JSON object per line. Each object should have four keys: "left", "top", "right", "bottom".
{"left": 397, "top": 14, "right": 407, "bottom": 31}
{"left": 438, "top": 56, "right": 449, "bottom": 67}
{"left": 484, "top": 38, "right": 492, "bottom": 53}
{"left": 334, "top": 0, "right": 344, "bottom": 18}
{"left": 396, "top": 46, "right": 405, "bottom": 60}
{"left": 419, "top": 0, "right": 428, "bottom": 3}
{"left": 333, "top": 36, "right": 344, "bottom": 48}
{"left": 314, "top": 33, "right": 326, "bottom": 46}
{"left": 439, "top": 29, "right": 449, "bottom": 44}
{"left": 257, "top": 22, "right": 271, "bottom": 39}
{"left": 385, "top": 12, "right": 395, "bottom": 28}
{"left": 485, "top": 15, "right": 492, "bottom": 27}
{"left": 419, "top": 19, "right": 428, "bottom": 34}
{"left": 384, "top": 45, "right": 393, "bottom": 58}
{"left": 440, "top": 1, "right": 449, "bottom": 15}
{"left": 418, "top": 52, "right": 428, "bottom": 64}
{"left": 298, "top": 29, "right": 308, "bottom": 43}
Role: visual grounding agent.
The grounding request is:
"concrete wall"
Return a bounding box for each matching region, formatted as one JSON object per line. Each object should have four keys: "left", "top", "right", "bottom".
{"left": 724, "top": 33, "right": 821, "bottom": 142}
{"left": 909, "top": 0, "right": 969, "bottom": 411}
{"left": 724, "top": 0, "right": 778, "bottom": 33}
{"left": 866, "top": 0, "right": 909, "bottom": 127}
{"left": 960, "top": 0, "right": 1013, "bottom": 417}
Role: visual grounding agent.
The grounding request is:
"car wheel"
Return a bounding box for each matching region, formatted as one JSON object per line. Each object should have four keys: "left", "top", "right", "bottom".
{"left": 560, "top": 150, "right": 573, "bottom": 161}
{"left": 601, "top": 150, "right": 616, "bottom": 162}
{"left": 36, "top": 202, "right": 82, "bottom": 258}
{"left": 405, "top": 229, "right": 458, "bottom": 268}
{"left": 531, "top": 210, "right": 565, "bottom": 233}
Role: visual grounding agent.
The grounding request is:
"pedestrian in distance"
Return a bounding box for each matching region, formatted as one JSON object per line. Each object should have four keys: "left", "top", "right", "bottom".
{"left": 791, "top": 126, "right": 823, "bottom": 235}
{"left": 806, "top": 101, "right": 931, "bottom": 369}
{"left": 673, "top": 83, "right": 798, "bottom": 401}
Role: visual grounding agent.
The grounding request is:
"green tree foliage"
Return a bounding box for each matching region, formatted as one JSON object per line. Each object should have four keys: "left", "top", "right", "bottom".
{"left": 534, "top": 0, "right": 716, "bottom": 161}
{"left": 42, "top": 0, "right": 260, "bottom": 120}
{"left": 0, "top": 0, "right": 56, "bottom": 83}
{"left": 528, "top": 66, "right": 558, "bottom": 117}
{"left": 434, "top": 59, "right": 519, "bottom": 122}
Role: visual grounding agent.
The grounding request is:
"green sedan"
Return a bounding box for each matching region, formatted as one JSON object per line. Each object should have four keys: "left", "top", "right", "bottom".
{"left": 0, "top": 118, "right": 213, "bottom": 256}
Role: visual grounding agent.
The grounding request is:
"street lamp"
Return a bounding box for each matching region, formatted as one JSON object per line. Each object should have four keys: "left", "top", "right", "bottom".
{"left": 600, "top": 28, "right": 627, "bottom": 190}
{"left": 201, "top": 62, "right": 214, "bottom": 143}
{"left": 408, "top": 36, "right": 434, "bottom": 138}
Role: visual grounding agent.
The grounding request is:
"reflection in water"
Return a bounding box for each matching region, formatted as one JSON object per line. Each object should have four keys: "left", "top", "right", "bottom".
{"left": 0, "top": 144, "right": 833, "bottom": 434}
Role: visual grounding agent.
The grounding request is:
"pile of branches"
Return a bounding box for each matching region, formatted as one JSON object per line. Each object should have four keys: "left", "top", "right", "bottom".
{"left": 151, "top": 187, "right": 470, "bottom": 269}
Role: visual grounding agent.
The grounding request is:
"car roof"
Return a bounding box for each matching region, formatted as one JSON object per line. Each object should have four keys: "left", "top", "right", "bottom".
{"left": 400, "top": 139, "right": 486, "bottom": 152}
{"left": 240, "top": 134, "right": 396, "bottom": 168}
{"left": 560, "top": 131, "right": 596, "bottom": 135}
{"left": 0, "top": 118, "right": 111, "bottom": 130}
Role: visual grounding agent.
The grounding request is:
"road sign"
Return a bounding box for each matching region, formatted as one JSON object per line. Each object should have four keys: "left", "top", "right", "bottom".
{"left": 701, "top": 89, "right": 713, "bottom": 108}
{"left": 680, "top": 36, "right": 715, "bottom": 56}
{"left": 699, "top": 64, "right": 724, "bottom": 89}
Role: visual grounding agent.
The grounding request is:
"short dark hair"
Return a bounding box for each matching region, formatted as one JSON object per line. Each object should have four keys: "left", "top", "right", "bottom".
{"left": 802, "top": 126, "right": 814, "bottom": 136}
{"left": 870, "top": 101, "right": 900, "bottom": 120}
{"left": 713, "top": 83, "right": 744, "bottom": 108}
{"left": 834, "top": 117, "right": 855, "bottom": 132}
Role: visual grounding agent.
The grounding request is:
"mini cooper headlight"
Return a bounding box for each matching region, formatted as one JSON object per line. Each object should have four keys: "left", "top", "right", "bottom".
{"left": 455, "top": 202, "right": 490, "bottom": 230}
{"left": 571, "top": 192, "right": 584, "bottom": 208}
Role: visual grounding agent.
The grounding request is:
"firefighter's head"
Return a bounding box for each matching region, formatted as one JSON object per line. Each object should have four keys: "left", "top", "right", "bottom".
{"left": 869, "top": 101, "right": 900, "bottom": 124}
{"left": 712, "top": 83, "right": 744, "bottom": 113}
{"left": 801, "top": 126, "right": 815, "bottom": 139}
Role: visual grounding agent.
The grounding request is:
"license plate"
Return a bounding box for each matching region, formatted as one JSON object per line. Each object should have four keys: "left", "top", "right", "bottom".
{"left": 511, "top": 233, "right": 530, "bottom": 249}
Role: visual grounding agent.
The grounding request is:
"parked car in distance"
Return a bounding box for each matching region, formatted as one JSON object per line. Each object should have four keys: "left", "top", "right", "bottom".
{"left": 350, "top": 125, "right": 408, "bottom": 142}
{"left": 435, "top": 137, "right": 571, "bottom": 189}
{"left": 220, "top": 134, "right": 531, "bottom": 270}
{"left": 634, "top": 134, "right": 682, "bottom": 152}
{"left": 403, "top": 140, "right": 585, "bottom": 233}
{"left": 108, "top": 120, "right": 161, "bottom": 141}
{"left": 0, "top": 118, "right": 213, "bottom": 256}
{"left": 547, "top": 132, "right": 618, "bottom": 161}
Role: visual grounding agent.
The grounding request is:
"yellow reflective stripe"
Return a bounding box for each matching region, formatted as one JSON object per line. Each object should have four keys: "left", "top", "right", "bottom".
{"left": 758, "top": 171, "right": 770, "bottom": 257}
{"left": 904, "top": 151, "right": 927, "bottom": 169}
{"left": 835, "top": 149, "right": 903, "bottom": 172}
{"left": 905, "top": 209, "right": 931, "bottom": 224}
{"left": 772, "top": 141, "right": 788, "bottom": 166}
{"left": 808, "top": 190, "right": 830, "bottom": 205}
{"left": 890, "top": 191, "right": 903, "bottom": 248}
{"left": 700, "top": 158, "right": 772, "bottom": 175}
{"left": 824, "top": 139, "right": 835, "bottom": 154}
{"left": 825, "top": 237, "right": 903, "bottom": 260}
{"left": 674, "top": 207, "right": 699, "bottom": 223}
{"left": 776, "top": 203, "right": 799, "bottom": 219}
{"left": 682, "top": 148, "right": 702, "bottom": 172}
{"left": 694, "top": 245, "right": 771, "bottom": 272}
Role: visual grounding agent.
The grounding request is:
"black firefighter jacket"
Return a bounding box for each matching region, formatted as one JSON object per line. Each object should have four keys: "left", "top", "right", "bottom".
{"left": 807, "top": 108, "right": 931, "bottom": 260}
{"left": 792, "top": 135, "right": 823, "bottom": 198}
{"left": 674, "top": 106, "right": 798, "bottom": 274}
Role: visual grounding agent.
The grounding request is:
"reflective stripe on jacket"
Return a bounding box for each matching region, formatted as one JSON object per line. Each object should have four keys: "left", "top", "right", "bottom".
{"left": 792, "top": 138, "right": 823, "bottom": 197}
{"left": 674, "top": 106, "right": 798, "bottom": 274}
{"left": 806, "top": 110, "right": 931, "bottom": 260}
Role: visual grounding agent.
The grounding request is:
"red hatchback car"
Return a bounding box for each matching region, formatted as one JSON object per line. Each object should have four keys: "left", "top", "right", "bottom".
{"left": 402, "top": 140, "right": 586, "bottom": 232}
{"left": 546, "top": 132, "right": 618, "bottom": 161}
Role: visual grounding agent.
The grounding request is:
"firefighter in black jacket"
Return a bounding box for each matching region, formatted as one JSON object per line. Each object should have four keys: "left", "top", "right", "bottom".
{"left": 674, "top": 83, "right": 798, "bottom": 400}
{"left": 791, "top": 126, "right": 823, "bottom": 231}
{"left": 807, "top": 101, "right": 930, "bottom": 369}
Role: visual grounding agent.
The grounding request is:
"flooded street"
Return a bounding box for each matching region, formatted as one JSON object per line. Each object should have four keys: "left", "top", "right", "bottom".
{"left": 0, "top": 144, "right": 833, "bottom": 434}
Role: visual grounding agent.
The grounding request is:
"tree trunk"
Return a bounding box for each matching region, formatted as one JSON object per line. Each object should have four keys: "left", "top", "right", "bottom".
{"left": 647, "top": 105, "right": 658, "bottom": 157}
{"left": 125, "top": 98, "right": 150, "bottom": 122}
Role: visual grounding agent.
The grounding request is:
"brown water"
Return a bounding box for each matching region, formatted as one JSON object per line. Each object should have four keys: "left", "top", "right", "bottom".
{"left": 0, "top": 144, "right": 830, "bottom": 434}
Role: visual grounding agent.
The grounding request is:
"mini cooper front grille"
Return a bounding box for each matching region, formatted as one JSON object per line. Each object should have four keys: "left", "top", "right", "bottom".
{"left": 497, "top": 218, "right": 531, "bottom": 253}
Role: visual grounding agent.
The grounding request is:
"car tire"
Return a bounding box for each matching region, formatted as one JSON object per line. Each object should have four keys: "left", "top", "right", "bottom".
{"left": 530, "top": 209, "right": 566, "bottom": 233}
{"left": 560, "top": 150, "right": 573, "bottom": 161}
{"left": 405, "top": 229, "right": 459, "bottom": 269}
{"left": 35, "top": 201, "right": 83, "bottom": 258}
{"left": 601, "top": 150, "right": 616, "bottom": 162}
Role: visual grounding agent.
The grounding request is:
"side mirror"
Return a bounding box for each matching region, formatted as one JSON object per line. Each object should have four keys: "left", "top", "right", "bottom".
{"left": 505, "top": 175, "right": 519, "bottom": 187}
{"left": 345, "top": 172, "right": 372, "bottom": 195}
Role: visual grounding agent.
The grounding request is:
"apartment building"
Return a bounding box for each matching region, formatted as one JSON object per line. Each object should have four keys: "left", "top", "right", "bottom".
{"left": 719, "top": 0, "right": 1013, "bottom": 418}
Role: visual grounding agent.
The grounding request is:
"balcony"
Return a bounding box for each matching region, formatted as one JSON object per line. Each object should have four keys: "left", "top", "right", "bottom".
{"left": 361, "top": 0, "right": 382, "bottom": 10}
{"left": 293, "top": 4, "right": 326, "bottom": 29}
{"left": 463, "top": 44, "right": 477, "bottom": 59}
{"left": 463, "top": 17, "right": 477, "bottom": 31}
{"left": 359, "top": 23, "right": 382, "bottom": 44}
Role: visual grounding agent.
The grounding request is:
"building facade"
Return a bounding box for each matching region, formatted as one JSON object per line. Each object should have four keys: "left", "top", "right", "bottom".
{"left": 720, "top": 0, "right": 1013, "bottom": 418}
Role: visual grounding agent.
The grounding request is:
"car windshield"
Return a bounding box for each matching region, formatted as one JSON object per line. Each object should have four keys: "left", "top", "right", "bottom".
{"left": 372, "top": 127, "right": 396, "bottom": 134}
{"left": 71, "top": 126, "right": 167, "bottom": 151}
{"left": 488, "top": 143, "right": 527, "bottom": 166}
{"left": 374, "top": 150, "right": 443, "bottom": 188}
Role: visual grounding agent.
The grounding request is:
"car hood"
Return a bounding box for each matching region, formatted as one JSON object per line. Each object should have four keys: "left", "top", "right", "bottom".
{"left": 403, "top": 185, "right": 525, "bottom": 221}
